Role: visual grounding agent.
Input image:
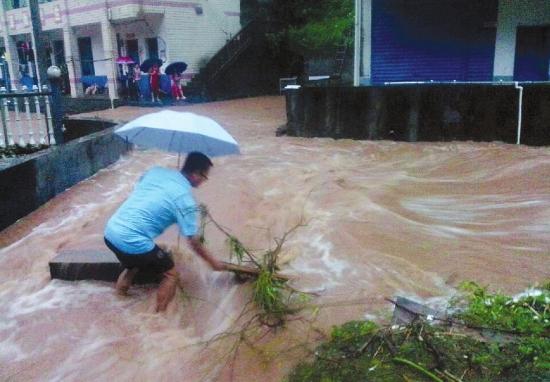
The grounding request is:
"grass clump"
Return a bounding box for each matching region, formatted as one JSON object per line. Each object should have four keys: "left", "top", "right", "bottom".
{"left": 455, "top": 281, "right": 549, "bottom": 336}
{"left": 287, "top": 281, "right": 550, "bottom": 382}
{"left": 0, "top": 143, "right": 49, "bottom": 158}
{"left": 253, "top": 268, "right": 288, "bottom": 325}
{"left": 227, "top": 236, "right": 246, "bottom": 264}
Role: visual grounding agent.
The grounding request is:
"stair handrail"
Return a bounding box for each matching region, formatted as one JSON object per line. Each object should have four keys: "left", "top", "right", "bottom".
{"left": 200, "top": 18, "right": 259, "bottom": 83}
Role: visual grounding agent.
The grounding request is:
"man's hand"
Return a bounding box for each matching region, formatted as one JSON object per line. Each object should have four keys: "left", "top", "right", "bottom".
{"left": 187, "top": 236, "right": 227, "bottom": 272}
{"left": 209, "top": 259, "right": 227, "bottom": 272}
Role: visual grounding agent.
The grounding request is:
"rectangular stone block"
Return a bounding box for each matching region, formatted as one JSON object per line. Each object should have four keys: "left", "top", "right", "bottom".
{"left": 391, "top": 296, "right": 442, "bottom": 325}
{"left": 49, "top": 249, "right": 160, "bottom": 284}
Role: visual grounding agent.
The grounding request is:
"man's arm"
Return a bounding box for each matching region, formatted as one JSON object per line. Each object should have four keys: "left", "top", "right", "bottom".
{"left": 187, "top": 236, "right": 226, "bottom": 271}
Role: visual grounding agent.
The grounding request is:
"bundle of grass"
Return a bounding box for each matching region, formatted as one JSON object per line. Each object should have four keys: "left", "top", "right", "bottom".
{"left": 200, "top": 206, "right": 305, "bottom": 327}
{"left": 288, "top": 281, "right": 550, "bottom": 381}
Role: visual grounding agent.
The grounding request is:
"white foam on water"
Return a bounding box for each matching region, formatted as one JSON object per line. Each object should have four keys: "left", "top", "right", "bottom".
{"left": 47, "top": 337, "right": 132, "bottom": 382}
{"left": 512, "top": 288, "right": 544, "bottom": 302}
{"left": 0, "top": 204, "right": 96, "bottom": 255}
{"left": 202, "top": 283, "right": 241, "bottom": 338}
{"left": 6, "top": 281, "right": 113, "bottom": 318}
{"left": 502, "top": 245, "right": 543, "bottom": 252}
{"left": 288, "top": 233, "right": 351, "bottom": 290}
{"left": 364, "top": 313, "right": 379, "bottom": 321}
{"left": 264, "top": 188, "right": 282, "bottom": 197}
{"left": 310, "top": 234, "right": 349, "bottom": 277}
{"left": 0, "top": 329, "right": 26, "bottom": 363}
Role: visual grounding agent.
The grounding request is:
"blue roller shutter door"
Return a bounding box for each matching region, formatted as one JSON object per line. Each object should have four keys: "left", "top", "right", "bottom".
{"left": 371, "top": 0, "right": 497, "bottom": 84}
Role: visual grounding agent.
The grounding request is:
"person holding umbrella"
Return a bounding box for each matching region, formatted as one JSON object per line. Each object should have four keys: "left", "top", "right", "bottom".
{"left": 140, "top": 58, "right": 163, "bottom": 102}
{"left": 104, "top": 151, "right": 227, "bottom": 312}
{"left": 171, "top": 72, "right": 184, "bottom": 100}
{"left": 166, "top": 61, "right": 188, "bottom": 101}
{"left": 149, "top": 64, "right": 161, "bottom": 102}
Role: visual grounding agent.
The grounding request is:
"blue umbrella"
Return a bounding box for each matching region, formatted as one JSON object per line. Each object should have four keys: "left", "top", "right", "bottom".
{"left": 114, "top": 110, "right": 240, "bottom": 157}
{"left": 165, "top": 61, "right": 188, "bottom": 75}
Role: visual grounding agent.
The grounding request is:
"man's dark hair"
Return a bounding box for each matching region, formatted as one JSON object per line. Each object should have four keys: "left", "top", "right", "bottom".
{"left": 182, "top": 152, "right": 213, "bottom": 174}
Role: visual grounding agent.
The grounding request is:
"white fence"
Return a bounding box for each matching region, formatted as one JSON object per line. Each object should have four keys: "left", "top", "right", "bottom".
{"left": 0, "top": 86, "right": 56, "bottom": 147}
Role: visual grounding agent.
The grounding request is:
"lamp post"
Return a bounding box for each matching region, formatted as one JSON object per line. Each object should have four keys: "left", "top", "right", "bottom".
{"left": 47, "top": 65, "right": 64, "bottom": 144}
{"left": 29, "top": 0, "right": 49, "bottom": 87}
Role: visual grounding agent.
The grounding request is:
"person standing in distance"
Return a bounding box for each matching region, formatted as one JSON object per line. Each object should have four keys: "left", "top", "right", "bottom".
{"left": 104, "top": 152, "right": 226, "bottom": 312}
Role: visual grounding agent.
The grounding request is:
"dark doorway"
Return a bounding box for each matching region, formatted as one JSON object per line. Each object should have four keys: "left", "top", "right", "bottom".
{"left": 53, "top": 40, "right": 65, "bottom": 66}
{"left": 146, "top": 38, "right": 158, "bottom": 60}
{"left": 126, "top": 39, "right": 139, "bottom": 65}
{"left": 78, "top": 37, "right": 95, "bottom": 76}
{"left": 514, "top": 26, "right": 550, "bottom": 81}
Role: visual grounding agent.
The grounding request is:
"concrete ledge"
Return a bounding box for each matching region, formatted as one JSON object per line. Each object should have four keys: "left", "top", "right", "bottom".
{"left": 49, "top": 249, "right": 160, "bottom": 284}
{"left": 285, "top": 84, "right": 550, "bottom": 146}
{"left": 0, "top": 126, "right": 130, "bottom": 231}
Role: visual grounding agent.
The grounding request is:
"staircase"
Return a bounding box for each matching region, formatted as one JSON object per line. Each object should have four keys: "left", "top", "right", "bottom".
{"left": 187, "top": 19, "right": 261, "bottom": 101}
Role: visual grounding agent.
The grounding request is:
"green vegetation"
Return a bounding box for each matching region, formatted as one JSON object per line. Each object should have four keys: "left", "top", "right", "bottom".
{"left": 287, "top": 282, "right": 550, "bottom": 381}
{"left": 0, "top": 143, "right": 49, "bottom": 158}
{"left": 203, "top": 207, "right": 304, "bottom": 326}
{"left": 253, "top": 268, "right": 288, "bottom": 325}
{"left": 455, "top": 281, "right": 549, "bottom": 336}
{"left": 285, "top": 0, "right": 355, "bottom": 55}
{"left": 227, "top": 235, "right": 246, "bottom": 264}
{"left": 242, "top": 0, "right": 354, "bottom": 74}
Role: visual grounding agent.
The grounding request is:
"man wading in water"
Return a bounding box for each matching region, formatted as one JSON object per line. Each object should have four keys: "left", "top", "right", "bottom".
{"left": 104, "top": 152, "right": 226, "bottom": 312}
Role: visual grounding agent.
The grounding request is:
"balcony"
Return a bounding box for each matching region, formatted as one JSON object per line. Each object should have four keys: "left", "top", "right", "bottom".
{"left": 107, "top": 2, "right": 164, "bottom": 24}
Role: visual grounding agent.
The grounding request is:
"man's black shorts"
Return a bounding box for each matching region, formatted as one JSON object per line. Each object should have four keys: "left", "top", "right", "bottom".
{"left": 104, "top": 238, "right": 174, "bottom": 274}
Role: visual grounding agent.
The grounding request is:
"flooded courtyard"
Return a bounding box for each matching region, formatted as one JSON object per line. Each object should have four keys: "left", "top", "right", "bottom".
{"left": 0, "top": 96, "right": 549, "bottom": 381}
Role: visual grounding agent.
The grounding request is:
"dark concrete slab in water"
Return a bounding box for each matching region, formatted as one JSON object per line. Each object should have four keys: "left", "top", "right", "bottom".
{"left": 392, "top": 296, "right": 443, "bottom": 325}
{"left": 49, "top": 249, "right": 160, "bottom": 284}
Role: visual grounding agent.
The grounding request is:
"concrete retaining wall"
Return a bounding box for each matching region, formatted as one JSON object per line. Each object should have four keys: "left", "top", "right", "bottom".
{"left": 0, "top": 127, "right": 129, "bottom": 231}
{"left": 285, "top": 84, "right": 550, "bottom": 146}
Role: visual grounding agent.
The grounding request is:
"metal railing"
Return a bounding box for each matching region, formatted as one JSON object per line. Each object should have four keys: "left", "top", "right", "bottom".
{"left": 0, "top": 85, "right": 55, "bottom": 148}
{"left": 200, "top": 19, "right": 258, "bottom": 83}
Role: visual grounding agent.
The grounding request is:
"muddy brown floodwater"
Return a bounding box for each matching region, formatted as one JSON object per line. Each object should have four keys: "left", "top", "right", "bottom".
{"left": 0, "top": 96, "right": 549, "bottom": 381}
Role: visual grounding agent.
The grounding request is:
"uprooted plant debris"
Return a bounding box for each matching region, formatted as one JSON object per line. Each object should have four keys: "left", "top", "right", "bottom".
{"left": 287, "top": 281, "right": 550, "bottom": 382}
{"left": 199, "top": 206, "right": 308, "bottom": 327}
{"left": 186, "top": 207, "right": 549, "bottom": 381}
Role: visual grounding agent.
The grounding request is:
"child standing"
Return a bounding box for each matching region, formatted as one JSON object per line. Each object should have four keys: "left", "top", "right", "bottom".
{"left": 171, "top": 73, "right": 183, "bottom": 100}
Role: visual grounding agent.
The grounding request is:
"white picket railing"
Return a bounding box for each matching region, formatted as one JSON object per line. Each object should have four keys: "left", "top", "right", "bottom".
{"left": 0, "top": 85, "right": 55, "bottom": 148}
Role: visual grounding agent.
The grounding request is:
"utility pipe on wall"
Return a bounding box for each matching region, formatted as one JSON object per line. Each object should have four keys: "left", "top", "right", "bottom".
{"left": 353, "top": 0, "right": 362, "bottom": 86}
{"left": 514, "top": 81, "right": 523, "bottom": 145}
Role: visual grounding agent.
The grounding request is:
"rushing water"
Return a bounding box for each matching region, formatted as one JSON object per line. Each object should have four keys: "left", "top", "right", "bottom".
{"left": 1, "top": 96, "right": 549, "bottom": 381}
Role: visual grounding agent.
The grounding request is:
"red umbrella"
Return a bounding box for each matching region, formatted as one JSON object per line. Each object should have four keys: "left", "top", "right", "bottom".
{"left": 116, "top": 56, "right": 135, "bottom": 64}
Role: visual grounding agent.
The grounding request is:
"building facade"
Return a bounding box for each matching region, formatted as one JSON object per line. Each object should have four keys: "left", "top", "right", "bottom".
{"left": 0, "top": 0, "right": 241, "bottom": 98}
{"left": 356, "top": 0, "right": 550, "bottom": 84}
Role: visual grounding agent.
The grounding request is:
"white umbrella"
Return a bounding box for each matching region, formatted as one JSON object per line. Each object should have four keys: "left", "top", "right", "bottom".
{"left": 114, "top": 110, "right": 240, "bottom": 157}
